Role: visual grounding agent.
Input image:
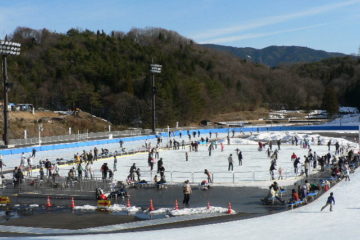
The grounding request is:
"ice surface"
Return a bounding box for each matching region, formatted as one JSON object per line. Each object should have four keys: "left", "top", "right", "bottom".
{"left": 2, "top": 131, "right": 358, "bottom": 186}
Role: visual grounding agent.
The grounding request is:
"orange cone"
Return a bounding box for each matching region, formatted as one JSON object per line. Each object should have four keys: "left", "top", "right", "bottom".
{"left": 46, "top": 196, "right": 52, "bottom": 207}
{"left": 70, "top": 197, "right": 75, "bottom": 208}
{"left": 227, "top": 202, "right": 233, "bottom": 214}
{"left": 174, "top": 200, "right": 179, "bottom": 210}
{"left": 127, "top": 198, "right": 131, "bottom": 208}
{"left": 207, "top": 201, "right": 211, "bottom": 209}
{"left": 149, "top": 199, "right": 155, "bottom": 211}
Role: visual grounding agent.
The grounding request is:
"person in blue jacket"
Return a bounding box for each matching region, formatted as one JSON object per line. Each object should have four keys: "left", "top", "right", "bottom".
{"left": 321, "top": 192, "right": 335, "bottom": 212}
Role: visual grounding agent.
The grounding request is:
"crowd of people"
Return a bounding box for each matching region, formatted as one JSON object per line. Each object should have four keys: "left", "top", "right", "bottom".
{"left": 1, "top": 128, "right": 359, "bottom": 211}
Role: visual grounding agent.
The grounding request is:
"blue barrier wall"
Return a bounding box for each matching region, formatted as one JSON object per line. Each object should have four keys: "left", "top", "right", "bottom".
{"left": 1, "top": 125, "right": 358, "bottom": 156}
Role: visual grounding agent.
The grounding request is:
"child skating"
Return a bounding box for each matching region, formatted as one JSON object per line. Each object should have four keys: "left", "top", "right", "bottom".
{"left": 321, "top": 192, "right": 335, "bottom": 212}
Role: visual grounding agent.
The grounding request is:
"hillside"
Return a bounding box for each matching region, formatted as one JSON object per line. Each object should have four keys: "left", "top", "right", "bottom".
{"left": 202, "top": 44, "right": 346, "bottom": 67}
{"left": 1, "top": 27, "right": 360, "bottom": 130}
{"left": 0, "top": 110, "right": 113, "bottom": 139}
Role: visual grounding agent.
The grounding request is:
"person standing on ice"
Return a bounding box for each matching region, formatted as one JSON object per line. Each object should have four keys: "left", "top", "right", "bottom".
{"left": 129, "top": 163, "right": 136, "bottom": 181}
{"left": 31, "top": 148, "right": 36, "bottom": 158}
{"left": 113, "top": 156, "right": 117, "bottom": 172}
{"left": 304, "top": 157, "right": 310, "bottom": 178}
{"left": 313, "top": 151, "right": 318, "bottom": 169}
{"left": 266, "top": 148, "right": 272, "bottom": 158}
{"left": 238, "top": 151, "right": 243, "bottom": 166}
{"left": 183, "top": 180, "right": 192, "bottom": 207}
{"left": 228, "top": 154, "right": 234, "bottom": 171}
{"left": 277, "top": 140, "right": 281, "bottom": 150}
{"left": 321, "top": 192, "right": 335, "bottom": 212}
{"left": 220, "top": 142, "right": 224, "bottom": 152}
{"left": 101, "top": 163, "right": 109, "bottom": 179}
{"left": 327, "top": 140, "right": 331, "bottom": 151}
{"left": 157, "top": 158, "right": 163, "bottom": 173}
{"left": 269, "top": 161, "right": 276, "bottom": 180}
{"left": 293, "top": 157, "right": 300, "bottom": 175}
{"left": 278, "top": 167, "right": 284, "bottom": 180}
{"left": 85, "top": 162, "right": 93, "bottom": 179}
{"left": 227, "top": 135, "right": 230, "bottom": 145}
{"left": 204, "top": 169, "right": 213, "bottom": 183}
{"left": 0, "top": 156, "right": 6, "bottom": 176}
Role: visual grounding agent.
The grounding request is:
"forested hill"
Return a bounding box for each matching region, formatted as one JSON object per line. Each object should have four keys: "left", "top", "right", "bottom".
{"left": 3, "top": 27, "right": 360, "bottom": 127}
{"left": 202, "top": 44, "right": 346, "bottom": 67}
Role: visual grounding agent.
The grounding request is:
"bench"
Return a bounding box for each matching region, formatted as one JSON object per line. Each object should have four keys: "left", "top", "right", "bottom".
{"left": 288, "top": 200, "right": 304, "bottom": 209}
{"left": 306, "top": 191, "right": 319, "bottom": 201}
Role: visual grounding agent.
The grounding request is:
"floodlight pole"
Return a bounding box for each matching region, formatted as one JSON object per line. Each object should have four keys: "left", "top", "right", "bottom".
{"left": 0, "top": 36, "right": 21, "bottom": 147}
{"left": 2, "top": 54, "right": 9, "bottom": 146}
{"left": 150, "top": 63, "right": 162, "bottom": 134}
{"left": 152, "top": 73, "right": 156, "bottom": 133}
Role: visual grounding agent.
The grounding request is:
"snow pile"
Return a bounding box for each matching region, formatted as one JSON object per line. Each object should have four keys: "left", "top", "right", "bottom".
{"left": 246, "top": 132, "right": 357, "bottom": 148}
{"left": 230, "top": 138, "right": 257, "bottom": 145}
{"left": 109, "top": 204, "right": 141, "bottom": 213}
{"left": 74, "top": 204, "right": 141, "bottom": 213}
{"left": 170, "top": 206, "right": 232, "bottom": 216}
{"left": 74, "top": 205, "right": 97, "bottom": 211}
{"left": 148, "top": 208, "right": 172, "bottom": 215}
{"left": 339, "top": 107, "right": 359, "bottom": 113}
{"left": 323, "top": 114, "right": 360, "bottom": 126}
{"left": 145, "top": 205, "right": 231, "bottom": 216}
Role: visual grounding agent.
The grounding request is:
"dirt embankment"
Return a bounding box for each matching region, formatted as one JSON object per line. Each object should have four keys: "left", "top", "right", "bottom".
{"left": 0, "top": 111, "right": 114, "bottom": 139}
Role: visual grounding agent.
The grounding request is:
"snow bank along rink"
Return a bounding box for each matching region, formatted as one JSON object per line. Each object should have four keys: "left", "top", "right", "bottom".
{"left": 1, "top": 130, "right": 358, "bottom": 187}
{"left": 24, "top": 163, "right": 360, "bottom": 240}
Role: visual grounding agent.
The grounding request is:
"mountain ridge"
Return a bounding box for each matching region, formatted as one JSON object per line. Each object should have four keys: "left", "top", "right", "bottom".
{"left": 202, "top": 44, "right": 346, "bottom": 67}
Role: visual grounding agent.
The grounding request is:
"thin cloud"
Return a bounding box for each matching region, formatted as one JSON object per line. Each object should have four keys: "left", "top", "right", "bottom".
{"left": 201, "top": 24, "right": 326, "bottom": 44}
{"left": 192, "top": 0, "right": 360, "bottom": 40}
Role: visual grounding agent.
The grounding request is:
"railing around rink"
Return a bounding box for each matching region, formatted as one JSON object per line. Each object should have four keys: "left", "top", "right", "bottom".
{"left": 6, "top": 129, "right": 152, "bottom": 147}
{"left": 77, "top": 169, "right": 300, "bottom": 184}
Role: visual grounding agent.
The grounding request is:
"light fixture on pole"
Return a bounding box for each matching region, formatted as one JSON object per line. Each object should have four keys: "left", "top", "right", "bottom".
{"left": 150, "top": 63, "right": 162, "bottom": 134}
{"left": 0, "top": 36, "right": 21, "bottom": 147}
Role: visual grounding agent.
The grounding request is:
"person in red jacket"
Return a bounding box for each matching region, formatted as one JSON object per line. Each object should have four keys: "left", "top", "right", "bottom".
{"left": 290, "top": 189, "right": 300, "bottom": 203}
{"left": 291, "top": 153, "right": 297, "bottom": 161}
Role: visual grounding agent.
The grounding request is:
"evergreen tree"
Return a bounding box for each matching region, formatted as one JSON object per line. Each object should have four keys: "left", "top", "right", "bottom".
{"left": 322, "top": 86, "right": 339, "bottom": 117}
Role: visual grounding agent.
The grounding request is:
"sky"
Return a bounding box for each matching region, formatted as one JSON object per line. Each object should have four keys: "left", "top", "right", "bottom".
{"left": 0, "top": 0, "right": 360, "bottom": 54}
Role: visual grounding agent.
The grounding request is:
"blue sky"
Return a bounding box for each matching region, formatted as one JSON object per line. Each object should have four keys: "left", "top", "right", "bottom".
{"left": 0, "top": 0, "right": 359, "bottom": 54}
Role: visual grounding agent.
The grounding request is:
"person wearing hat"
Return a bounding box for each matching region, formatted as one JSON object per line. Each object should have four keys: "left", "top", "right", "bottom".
{"left": 321, "top": 192, "right": 335, "bottom": 212}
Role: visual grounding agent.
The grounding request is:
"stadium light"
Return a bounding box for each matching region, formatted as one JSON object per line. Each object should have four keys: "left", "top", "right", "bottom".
{"left": 150, "top": 63, "right": 162, "bottom": 133}
{"left": 0, "top": 36, "right": 21, "bottom": 147}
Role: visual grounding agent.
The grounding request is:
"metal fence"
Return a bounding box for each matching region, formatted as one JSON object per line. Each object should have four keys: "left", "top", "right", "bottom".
{"left": 6, "top": 129, "right": 150, "bottom": 146}
{"left": 3, "top": 127, "right": 205, "bottom": 147}
{"left": 1, "top": 176, "right": 112, "bottom": 196}
{"left": 106, "top": 169, "right": 301, "bottom": 184}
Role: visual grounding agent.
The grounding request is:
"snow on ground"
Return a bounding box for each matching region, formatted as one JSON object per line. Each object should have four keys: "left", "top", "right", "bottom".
{"left": 170, "top": 206, "right": 232, "bottom": 216}
{"left": 339, "top": 107, "right": 359, "bottom": 114}
{"left": 323, "top": 114, "right": 360, "bottom": 126}
{"left": 74, "top": 204, "right": 141, "bottom": 213}
{"left": 2, "top": 131, "right": 357, "bottom": 186}
{"left": 14, "top": 164, "right": 360, "bottom": 240}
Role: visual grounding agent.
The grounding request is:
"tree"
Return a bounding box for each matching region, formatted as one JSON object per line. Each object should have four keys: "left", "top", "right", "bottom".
{"left": 322, "top": 86, "right": 339, "bottom": 117}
